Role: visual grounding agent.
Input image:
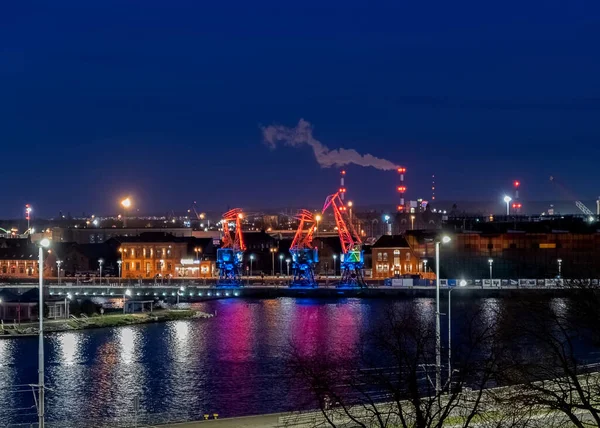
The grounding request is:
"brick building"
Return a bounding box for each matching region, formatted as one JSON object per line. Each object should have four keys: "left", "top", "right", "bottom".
{"left": 371, "top": 235, "right": 420, "bottom": 279}
{"left": 117, "top": 232, "right": 216, "bottom": 279}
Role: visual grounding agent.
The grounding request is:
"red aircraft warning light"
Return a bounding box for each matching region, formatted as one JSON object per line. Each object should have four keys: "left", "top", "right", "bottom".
{"left": 397, "top": 186, "right": 406, "bottom": 193}
{"left": 514, "top": 181, "right": 520, "bottom": 188}
{"left": 397, "top": 167, "right": 406, "bottom": 174}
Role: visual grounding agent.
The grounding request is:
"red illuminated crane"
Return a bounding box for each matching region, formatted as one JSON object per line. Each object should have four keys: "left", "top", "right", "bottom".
{"left": 322, "top": 192, "right": 366, "bottom": 287}
{"left": 289, "top": 210, "right": 318, "bottom": 287}
{"left": 217, "top": 208, "right": 246, "bottom": 286}
{"left": 221, "top": 208, "right": 246, "bottom": 251}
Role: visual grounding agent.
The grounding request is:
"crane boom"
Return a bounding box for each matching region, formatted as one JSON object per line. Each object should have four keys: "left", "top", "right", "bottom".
{"left": 289, "top": 210, "right": 318, "bottom": 288}
{"left": 322, "top": 192, "right": 366, "bottom": 288}
{"left": 216, "top": 208, "right": 246, "bottom": 287}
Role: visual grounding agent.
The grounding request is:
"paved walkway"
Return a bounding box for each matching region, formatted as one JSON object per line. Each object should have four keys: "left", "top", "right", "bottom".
{"left": 152, "top": 413, "right": 283, "bottom": 428}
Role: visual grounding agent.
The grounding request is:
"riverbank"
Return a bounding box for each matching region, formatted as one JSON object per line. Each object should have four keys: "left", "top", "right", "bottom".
{"left": 0, "top": 309, "right": 212, "bottom": 338}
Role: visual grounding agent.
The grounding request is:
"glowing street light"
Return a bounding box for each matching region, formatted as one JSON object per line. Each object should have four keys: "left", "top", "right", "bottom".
{"left": 410, "top": 215, "right": 415, "bottom": 230}
{"left": 98, "top": 258, "right": 104, "bottom": 280}
{"left": 285, "top": 258, "right": 291, "bottom": 277}
{"left": 56, "top": 260, "right": 62, "bottom": 285}
{"left": 37, "top": 237, "right": 50, "bottom": 427}
{"left": 503, "top": 195, "right": 512, "bottom": 216}
{"left": 315, "top": 214, "right": 322, "bottom": 237}
{"left": 333, "top": 254, "right": 338, "bottom": 276}
{"left": 435, "top": 235, "right": 451, "bottom": 393}
{"left": 121, "top": 198, "right": 132, "bottom": 227}
{"left": 279, "top": 254, "right": 284, "bottom": 276}
{"left": 557, "top": 258, "right": 563, "bottom": 278}
{"left": 488, "top": 259, "right": 493, "bottom": 280}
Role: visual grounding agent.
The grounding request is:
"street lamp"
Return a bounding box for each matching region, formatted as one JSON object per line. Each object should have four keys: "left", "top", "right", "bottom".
{"left": 503, "top": 196, "right": 512, "bottom": 216}
{"left": 435, "top": 235, "right": 451, "bottom": 394}
{"left": 384, "top": 214, "right": 391, "bottom": 235}
{"left": 117, "top": 260, "right": 122, "bottom": 283}
{"left": 98, "top": 258, "right": 104, "bottom": 281}
{"left": 333, "top": 254, "right": 338, "bottom": 277}
{"left": 279, "top": 254, "right": 284, "bottom": 276}
{"left": 423, "top": 259, "right": 428, "bottom": 273}
{"left": 250, "top": 254, "right": 255, "bottom": 277}
{"left": 64, "top": 293, "right": 72, "bottom": 319}
{"left": 38, "top": 237, "right": 50, "bottom": 428}
{"left": 56, "top": 260, "right": 62, "bottom": 285}
{"left": 448, "top": 279, "right": 467, "bottom": 381}
{"left": 121, "top": 197, "right": 132, "bottom": 227}
{"left": 194, "top": 247, "right": 202, "bottom": 261}
{"left": 488, "top": 259, "right": 493, "bottom": 280}
{"left": 557, "top": 258, "right": 563, "bottom": 278}
{"left": 285, "top": 258, "right": 291, "bottom": 277}
{"left": 177, "top": 286, "right": 184, "bottom": 305}
{"left": 124, "top": 289, "right": 131, "bottom": 313}
{"left": 270, "top": 248, "right": 277, "bottom": 276}
{"left": 315, "top": 214, "right": 322, "bottom": 237}
{"left": 410, "top": 215, "right": 415, "bottom": 230}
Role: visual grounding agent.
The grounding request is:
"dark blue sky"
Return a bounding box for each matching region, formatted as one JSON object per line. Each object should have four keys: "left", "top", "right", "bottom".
{"left": 1, "top": 1, "right": 599, "bottom": 217}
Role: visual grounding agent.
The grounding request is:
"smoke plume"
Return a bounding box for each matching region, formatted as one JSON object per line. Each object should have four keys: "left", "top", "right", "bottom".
{"left": 262, "top": 119, "right": 399, "bottom": 170}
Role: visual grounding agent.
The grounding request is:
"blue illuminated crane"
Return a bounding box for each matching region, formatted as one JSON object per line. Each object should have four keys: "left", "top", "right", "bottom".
{"left": 322, "top": 192, "right": 366, "bottom": 288}
{"left": 216, "top": 208, "right": 246, "bottom": 287}
{"left": 289, "top": 210, "right": 318, "bottom": 288}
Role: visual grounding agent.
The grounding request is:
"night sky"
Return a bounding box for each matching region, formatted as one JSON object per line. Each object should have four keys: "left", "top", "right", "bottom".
{"left": 2, "top": 1, "right": 599, "bottom": 217}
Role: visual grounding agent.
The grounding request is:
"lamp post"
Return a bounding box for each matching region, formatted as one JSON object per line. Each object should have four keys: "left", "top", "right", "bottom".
{"left": 503, "top": 195, "right": 512, "bottom": 216}
{"left": 384, "top": 215, "right": 391, "bottom": 235}
{"left": 37, "top": 237, "right": 50, "bottom": 428}
{"left": 177, "top": 286, "right": 184, "bottom": 305}
{"left": 160, "top": 260, "right": 164, "bottom": 285}
{"left": 121, "top": 197, "right": 132, "bottom": 228}
{"left": 98, "top": 258, "right": 104, "bottom": 282}
{"left": 117, "top": 260, "right": 122, "bottom": 284}
{"left": 64, "top": 293, "right": 71, "bottom": 319}
{"left": 315, "top": 214, "right": 322, "bottom": 238}
{"left": 423, "top": 259, "right": 428, "bottom": 273}
{"left": 270, "top": 248, "right": 277, "bottom": 277}
{"left": 194, "top": 247, "right": 202, "bottom": 261}
{"left": 124, "top": 289, "right": 131, "bottom": 314}
{"left": 448, "top": 280, "right": 467, "bottom": 382}
{"left": 333, "top": 254, "right": 337, "bottom": 277}
{"left": 56, "top": 260, "right": 62, "bottom": 285}
{"left": 411, "top": 215, "right": 415, "bottom": 230}
{"left": 286, "top": 258, "right": 291, "bottom": 277}
{"left": 488, "top": 259, "right": 493, "bottom": 280}
{"left": 250, "top": 255, "right": 254, "bottom": 277}
{"left": 557, "top": 258, "right": 563, "bottom": 278}
{"left": 435, "top": 235, "right": 451, "bottom": 394}
{"left": 279, "top": 254, "right": 283, "bottom": 276}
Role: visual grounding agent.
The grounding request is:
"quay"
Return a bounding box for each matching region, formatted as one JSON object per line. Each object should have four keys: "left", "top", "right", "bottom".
{"left": 0, "top": 280, "right": 588, "bottom": 302}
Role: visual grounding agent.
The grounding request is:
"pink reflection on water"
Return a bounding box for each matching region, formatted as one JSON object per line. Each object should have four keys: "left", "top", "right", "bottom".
{"left": 290, "top": 300, "right": 363, "bottom": 358}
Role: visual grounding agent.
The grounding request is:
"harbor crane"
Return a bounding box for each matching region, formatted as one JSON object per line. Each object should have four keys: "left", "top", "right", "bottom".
{"left": 289, "top": 210, "right": 318, "bottom": 288}
{"left": 549, "top": 176, "right": 596, "bottom": 217}
{"left": 322, "top": 192, "right": 366, "bottom": 288}
{"left": 216, "top": 208, "right": 246, "bottom": 287}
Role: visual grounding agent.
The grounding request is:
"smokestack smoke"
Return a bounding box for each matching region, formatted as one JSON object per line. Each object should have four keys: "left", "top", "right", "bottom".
{"left": 262, "top": 119, "right": 399, "bottom": 171}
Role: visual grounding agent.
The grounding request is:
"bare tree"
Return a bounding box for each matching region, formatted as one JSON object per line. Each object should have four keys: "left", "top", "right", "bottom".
{"left": 286, "top": 302, "right": 508, "bottom": 428}
{"left": 494, "top": 286, "right": 600, "bottom": 428}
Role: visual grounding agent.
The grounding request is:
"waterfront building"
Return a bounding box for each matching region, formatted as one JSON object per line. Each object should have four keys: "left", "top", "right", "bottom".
{"left": 370, "top": 235, "right": 420, "bottom": 279}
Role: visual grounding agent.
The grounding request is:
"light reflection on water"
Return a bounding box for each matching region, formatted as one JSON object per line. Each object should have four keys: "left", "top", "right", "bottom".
{"left": 0, "top": 296, "right": 581, "bottom": 427}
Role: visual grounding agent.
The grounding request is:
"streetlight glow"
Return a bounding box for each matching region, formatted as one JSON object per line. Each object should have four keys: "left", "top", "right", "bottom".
{"left": 40, "top": 238, "right": 50, "bottom": 248}
{"left": 442, "top": 236, "right": 451, "bottom": 244}
{"left": 121, "top": 198, "right": 131, "bottom": 208}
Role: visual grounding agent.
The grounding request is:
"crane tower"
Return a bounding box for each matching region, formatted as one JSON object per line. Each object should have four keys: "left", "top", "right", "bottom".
{"left": 289, "top": 210, "right": 318, "bottom": 288}
{"left": 322, "top": 192, "right": 366, "bottom": 288}
{"left": 216, "top": 208, "right": 246, "bottom": 287}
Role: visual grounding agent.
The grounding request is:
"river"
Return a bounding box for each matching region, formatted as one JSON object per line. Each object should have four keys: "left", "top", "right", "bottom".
{"left": 0, "top": 296, "right": 590, "bottom": 427}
